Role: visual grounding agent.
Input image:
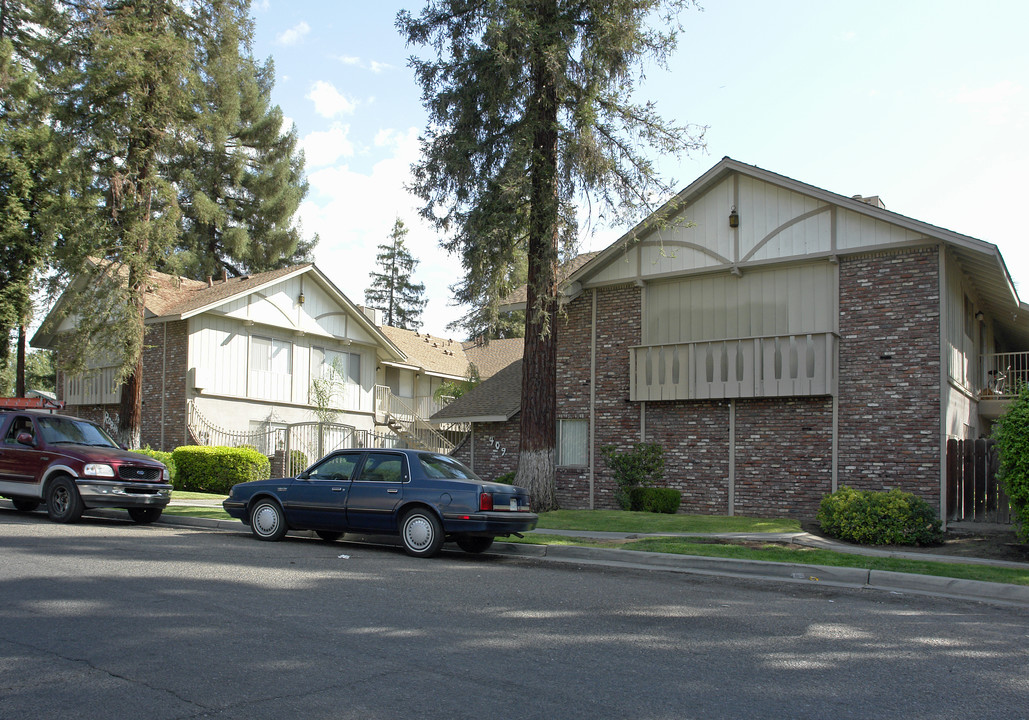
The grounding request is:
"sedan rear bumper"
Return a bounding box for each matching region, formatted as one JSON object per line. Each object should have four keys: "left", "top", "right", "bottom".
{"left": 442, "top": 511, "right": 538, "bottom": 536}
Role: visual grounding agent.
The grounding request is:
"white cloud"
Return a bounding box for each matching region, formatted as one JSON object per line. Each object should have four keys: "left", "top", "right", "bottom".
{"left": 253, "top": 0, "right": 269, "bottom": 11}
{"left": 300, "top": 128, "right": 464, "bottom": 338}
{"left": 335, "top": 55, "right": 393, "bottom": 74}
{"left": 301, "top": 124, "right": 355, "bottom": 168}
{"left": 307, "top": 81, "right": 357, "bottom": 118}
{"left": 275, "top": 21, "right": 310, "bottom": 46}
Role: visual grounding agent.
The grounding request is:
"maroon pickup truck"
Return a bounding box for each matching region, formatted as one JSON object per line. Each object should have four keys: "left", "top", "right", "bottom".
{"left": 0, "top": 410, "right": 171, "bottom": 524}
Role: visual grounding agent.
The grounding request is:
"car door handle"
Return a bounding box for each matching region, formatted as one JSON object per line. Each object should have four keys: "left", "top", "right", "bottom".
{"left": 332, "top": 487, "right": 345, "bottom": 492}
{"left": 387, "top": 489, "right": 398, "bottom": 494}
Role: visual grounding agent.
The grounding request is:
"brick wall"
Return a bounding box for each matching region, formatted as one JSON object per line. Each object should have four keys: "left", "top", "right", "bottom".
{"left": 837, "top": 247, "right": 941, "bottom": 506}
{"left": 645, "top": 401, "right": 730, "bottom": 514}
{"left": 140, "top": 320, "right": 190, "bottom": 451}
{"left": 734, "top": 397, "right": 833, "bottom": 516}
{"left": 452, "top": 420, "right": 521, "bottom": 482}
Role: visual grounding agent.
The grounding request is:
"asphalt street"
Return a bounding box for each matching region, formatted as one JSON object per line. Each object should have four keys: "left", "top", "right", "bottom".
{"left": 2, "top": 510, "right": 1028, "bottom": 720}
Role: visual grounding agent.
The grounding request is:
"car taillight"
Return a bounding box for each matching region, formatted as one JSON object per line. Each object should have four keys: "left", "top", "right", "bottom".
{"left": 479, "top": 492, "right": 493, "bottom": 511}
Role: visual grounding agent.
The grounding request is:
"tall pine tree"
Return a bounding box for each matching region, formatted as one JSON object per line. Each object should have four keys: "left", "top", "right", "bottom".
{"left": 398, "top": 0, "right": 704, "bottom": 509}
{"left": 172, "top": 0, "right": 314, "bottom": 279}
{"left": 364, "top": 218, "right": 427, "bottom": 330}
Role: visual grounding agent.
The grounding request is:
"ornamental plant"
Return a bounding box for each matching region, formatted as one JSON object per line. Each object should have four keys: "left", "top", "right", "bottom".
{"left": 172, "top": 446, "right": 270, "bottom": 494}
{"left": 600, "top": 442, "right": 666, "bottom": 511}
{"left": 817, "top": 486, "right": 942, "bottom": 546}
{"left": 993, "top": 384, "right": 1029, "bottom": 541}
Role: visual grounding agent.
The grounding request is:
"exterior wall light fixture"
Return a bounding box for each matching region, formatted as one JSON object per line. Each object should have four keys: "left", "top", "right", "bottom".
{"left": 729, "top": 206, "right": 739, "bottom": 228}
{"left": 298, "top": 292, "right": 306, "bottom": 305}
{"left": 975, "top": 310, "right": 984, "bottom": 322}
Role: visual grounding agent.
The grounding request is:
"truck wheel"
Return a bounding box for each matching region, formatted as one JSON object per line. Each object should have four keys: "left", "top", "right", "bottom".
{"left": 46, "top": 477, "right": 84, "bottom": 523}
{"left": 128, "top": 508, "right": 162, "bottom": 524}
{"left": 11, "top": 498, "right": 40, "bottom": 512}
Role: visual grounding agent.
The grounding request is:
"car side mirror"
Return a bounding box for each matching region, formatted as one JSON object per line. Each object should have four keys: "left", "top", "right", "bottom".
{"left": 16, "top": 432, "right": 35, "bottom": 446}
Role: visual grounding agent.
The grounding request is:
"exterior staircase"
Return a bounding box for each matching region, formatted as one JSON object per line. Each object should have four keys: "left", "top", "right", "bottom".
{"left": 374, "top": 386, "right": 460, "bottom": 454}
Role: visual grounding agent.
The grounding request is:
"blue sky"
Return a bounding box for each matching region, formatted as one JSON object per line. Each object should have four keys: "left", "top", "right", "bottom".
{"left": 250, "top": 1, "right": 1029, "bottom": 339}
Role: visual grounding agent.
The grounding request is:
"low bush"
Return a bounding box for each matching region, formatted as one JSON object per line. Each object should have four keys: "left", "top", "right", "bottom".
{"left": 600, "top": 442, "right": 665, "bottom": 510}
{"left": 133, "top": 446, "right": 175, "bottom": 483}
{"left": 494, "top": 471, "right": 516, "bottom": 485}
{"left": 627, "top": 487, "right": 682, "bottom": 514}
{"left": 171, "top": 446, "right": 271, "bottom": 493}
{"left": 817, "top": 485, "right": 942, "bottom": 546}
{"left": 993, "top": 385, "right": 1029, "bottom": 541}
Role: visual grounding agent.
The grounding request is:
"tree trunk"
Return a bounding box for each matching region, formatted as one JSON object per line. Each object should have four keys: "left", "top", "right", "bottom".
{"left": 15, "top": 324, "right": 26, "bottom": 397}
{"left": 516, "top": 0, "right": 560, "bottom": 512}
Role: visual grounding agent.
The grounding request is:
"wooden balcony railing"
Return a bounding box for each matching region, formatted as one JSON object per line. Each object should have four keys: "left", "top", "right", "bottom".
{"left": 630, "top": 333, "right": 839, "bottom": 402}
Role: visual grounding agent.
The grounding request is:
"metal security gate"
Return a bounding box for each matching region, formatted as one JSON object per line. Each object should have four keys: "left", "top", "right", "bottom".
{"left": 281, "top": 423, "right": 401, "bottom": 476}
{"left": 946, "top": 439, "right": 1011, "bottom": 523}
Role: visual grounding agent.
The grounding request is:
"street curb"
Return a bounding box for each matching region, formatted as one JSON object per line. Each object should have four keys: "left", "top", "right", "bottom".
{"left": 71, "top": 508, "right": 1029, "bottom": 608}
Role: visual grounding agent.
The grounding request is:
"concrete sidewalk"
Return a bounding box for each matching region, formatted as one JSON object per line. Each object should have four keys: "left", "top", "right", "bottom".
{"left": 151, "top": 503, "right": 1029, "bottom": 608}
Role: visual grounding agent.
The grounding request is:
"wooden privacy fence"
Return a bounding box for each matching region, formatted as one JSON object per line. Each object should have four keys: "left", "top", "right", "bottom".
{"left": 946, "top": 439, "right": 1011, "bottom": 523}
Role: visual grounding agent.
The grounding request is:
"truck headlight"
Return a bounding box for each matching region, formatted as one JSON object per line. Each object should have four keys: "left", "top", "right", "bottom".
{"left": 83, "top": 463, "right": 116, "bottom": 478}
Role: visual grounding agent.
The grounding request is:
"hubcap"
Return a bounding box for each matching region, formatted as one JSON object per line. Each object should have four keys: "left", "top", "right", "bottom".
{"left": 253, "top": 505, "right": 279, "bottom": 535}
{"left": 405, "top": 516, "right": 432, "bottom": 550}
{"left": 52, "top": 487, "right": 69, "bottom": 515}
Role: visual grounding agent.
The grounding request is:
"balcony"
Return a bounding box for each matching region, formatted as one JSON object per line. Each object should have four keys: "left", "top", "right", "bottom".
{"left": 630, "top": 333, "right": 839, "bottom": 402}
{"left": 978, "top": 352, "right": 1029, "bottom": 420}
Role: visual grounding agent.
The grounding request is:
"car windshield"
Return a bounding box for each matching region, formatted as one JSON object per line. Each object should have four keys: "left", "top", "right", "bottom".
{"left": 36, "top": 416, "right": 119, "bottom": 448}
{"left": 418, "top": 454, "right": 480, "bottom": 480}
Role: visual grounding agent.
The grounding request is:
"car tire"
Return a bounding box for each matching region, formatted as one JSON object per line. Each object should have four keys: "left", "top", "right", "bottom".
{"left": 46, "top": 476, "right": 84, "bottom": 524}
{"left": 456, "top": 535, "right": 494, "bottom": 554}
{"left": 11, "top": 498, "right": 40, "bottom": 512}
{"left": 400, "top": 508, "right": 444, "bottom": 558}
{"left": 250, "top": 499, "right": 288, "bottom": 541}
{"left": 128, "top": 508, "right": 162, "bottom": 524}
{"left": 316, "top": 530, "right": 343, "bottom": 542}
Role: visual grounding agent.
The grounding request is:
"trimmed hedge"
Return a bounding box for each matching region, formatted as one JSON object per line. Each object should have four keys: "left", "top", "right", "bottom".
{"left": 817, "top": 485, "right": 942, "bottom": 546}
{"left": 627, "top": 487, "right": 682, "bottom": 514}
{"left": 171, "top": 446, "right": 271, "bottom": 493}
{"left": 133, "top": 447, "right": 175, "bottom": 483}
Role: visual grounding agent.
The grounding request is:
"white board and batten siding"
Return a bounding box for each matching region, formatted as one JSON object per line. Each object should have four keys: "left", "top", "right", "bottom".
{"left": 604, "top": 170, "right": 941, "bottom": 402}
{"left": 188, "top": 276, "right": 379, "bottom": 413}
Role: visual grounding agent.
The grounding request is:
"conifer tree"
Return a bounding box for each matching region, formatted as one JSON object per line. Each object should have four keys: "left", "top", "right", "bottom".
{"left": 398, "top": 0, "right": 704, "bottom": 509}
{"left": 364, "top": 218, "right": 428, "bottom": 330}
{"left": 172, "top": 0, "right": 315, "bottom": 279}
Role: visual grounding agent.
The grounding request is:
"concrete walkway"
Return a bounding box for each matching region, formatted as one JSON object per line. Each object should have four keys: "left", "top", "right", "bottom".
{"left": 154, "top": 499, "right": 1029, "bottom": 608}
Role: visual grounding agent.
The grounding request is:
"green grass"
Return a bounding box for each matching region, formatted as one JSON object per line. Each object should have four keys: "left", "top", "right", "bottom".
{"left": 536, "top": 510, "right": 801, "bottom": 534}
{"left": 163, "top": 506, "right": 233, "bottom": 520}
{"left": 172, "top": 490, "right": 229, "bottom": 501}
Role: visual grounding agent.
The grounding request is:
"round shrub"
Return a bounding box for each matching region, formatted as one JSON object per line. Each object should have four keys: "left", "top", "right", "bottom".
{"left": 817, "top": 486, "right": 942, "bottom": 546}
{"left": 627, "top": 487, "right": 682, "bottom": 514}
{"left": 171, "top": 445, "right": 271, "bottom": 493}
{"left": 494, "top": 471, "right": 516, "bottom": 485}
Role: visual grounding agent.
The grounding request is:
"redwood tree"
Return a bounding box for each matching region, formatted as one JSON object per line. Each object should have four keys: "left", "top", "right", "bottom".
{"left": 399, "top": 0, "right": 704, "bottom": 509}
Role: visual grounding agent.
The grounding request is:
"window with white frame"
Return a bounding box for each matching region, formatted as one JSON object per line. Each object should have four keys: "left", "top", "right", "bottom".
{"left": 249, "top": 336, "right": 293, "bottom": 401}
{"left": 557, "top": 419, "right": 588, "bottom": 467}
{"left": 313, "top": 347, "right": 362, "bottom": 410}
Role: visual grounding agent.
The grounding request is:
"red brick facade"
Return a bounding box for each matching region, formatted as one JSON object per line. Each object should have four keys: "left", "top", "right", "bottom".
{"left": 140, "top": 320, "right": 190, "bottom": 451}
{"left": 452, "top": 420, "right": 521, "bottom": 480}
{"left": 837, "top": 247, "right": 941, "bottom": 506}
{"left": 466, "top": 247, "right": 945, "bottom": 518}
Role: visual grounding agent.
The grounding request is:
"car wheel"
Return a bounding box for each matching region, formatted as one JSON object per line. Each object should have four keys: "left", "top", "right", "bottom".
{"left": 250, "top": 499, "right": 288, "bottom": 541}
{"left": 456, "top": 535, "right": 494, "bottom": 554}
{"left": 11, "top": 498, "right": 40, "bottom": 512}
{"left": 400, "top": 508, "right": 444, "bottom": 558}
{"left": 316, "top": 530, "right": 343, "bottom": 542}
{"left": 128, "top": 508, "right": 162, "bottom": 524}
{"left": 46, "top": 477, "right": 84, "bottom": 524}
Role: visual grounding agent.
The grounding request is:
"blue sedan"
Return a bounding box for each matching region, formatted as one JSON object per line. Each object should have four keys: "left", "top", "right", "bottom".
{"left": 223, "top": 448, "right": 538, "bottom": 557}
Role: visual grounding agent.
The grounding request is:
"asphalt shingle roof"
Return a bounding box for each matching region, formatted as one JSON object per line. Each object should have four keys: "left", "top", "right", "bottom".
{"left": 430, "top": 359, "right": 522, "bottom": 422}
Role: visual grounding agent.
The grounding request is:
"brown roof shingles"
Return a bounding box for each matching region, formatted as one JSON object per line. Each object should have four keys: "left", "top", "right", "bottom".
{"left": 431, "top": 359, "right": 522, "bottom": 422}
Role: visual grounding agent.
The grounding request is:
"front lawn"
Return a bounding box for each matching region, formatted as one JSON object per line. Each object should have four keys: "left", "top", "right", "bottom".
{"left": 535, "top": 510, "right": 801, "bottom": 534}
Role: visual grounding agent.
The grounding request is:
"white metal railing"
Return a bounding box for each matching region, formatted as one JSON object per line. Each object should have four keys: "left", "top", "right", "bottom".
{"left": 979, "top": 352, "right": 1029, "bottom": 398}
{"left": 374, "top": 385, "right": 456, "bottom": 454}
{"left": 630, "top": 333, "right": 839, "bottom": 402}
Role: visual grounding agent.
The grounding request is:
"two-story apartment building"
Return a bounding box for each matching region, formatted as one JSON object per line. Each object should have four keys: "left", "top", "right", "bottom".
{"left": 436, "top": 158, "right": 1029, "bottom": 519}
